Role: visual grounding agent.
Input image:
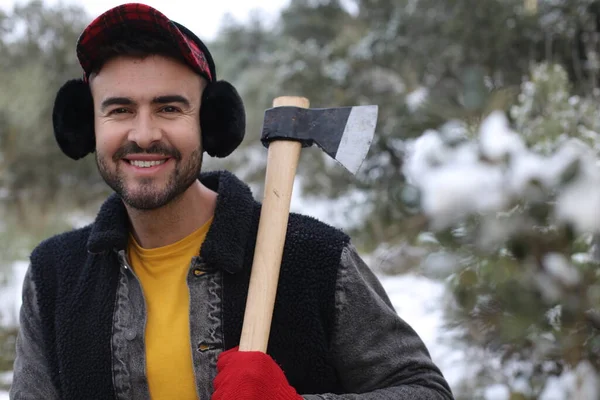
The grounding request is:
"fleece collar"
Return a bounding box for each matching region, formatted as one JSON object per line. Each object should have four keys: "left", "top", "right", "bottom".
{"left": 86, "top": 170, "right": 257, "bottom": 274}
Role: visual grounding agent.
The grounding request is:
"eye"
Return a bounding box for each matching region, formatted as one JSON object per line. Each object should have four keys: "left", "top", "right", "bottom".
{"left": 108, "top": 107, "right": 130, "bottom": 115}
{"left": 160, "top": 106, "right": 180, "bottom": 113}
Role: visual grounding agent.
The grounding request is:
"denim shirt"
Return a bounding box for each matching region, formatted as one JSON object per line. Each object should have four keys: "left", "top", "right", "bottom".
{"left": 11, "top": 242, "right": 453, "bottom": 399}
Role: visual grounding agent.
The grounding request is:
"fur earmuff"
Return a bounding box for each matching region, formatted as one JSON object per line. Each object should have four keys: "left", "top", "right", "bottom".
{"left": 52, "top": 79, "right": 95, "bottom": 160}
{"left": 51, "top": 79, "right": 246, "bottom": 160}
{"left": 201, "top": 81, "right": 246, "bottom": 158}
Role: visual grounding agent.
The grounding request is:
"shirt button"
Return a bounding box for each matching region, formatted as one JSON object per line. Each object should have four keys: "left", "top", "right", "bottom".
{"left": 125, "top": 330, "right": 136, "bottom": 341}
{"left": 193, "top": 269, "right": 205, "bottom": 277}
{"left": 197, "top": 343, "right": 212, "bottom": 352}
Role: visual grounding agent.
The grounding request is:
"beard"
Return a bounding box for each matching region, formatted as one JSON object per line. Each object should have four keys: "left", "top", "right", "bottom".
{"left": 96, "top": 141, "right": 203, "bottom": 210}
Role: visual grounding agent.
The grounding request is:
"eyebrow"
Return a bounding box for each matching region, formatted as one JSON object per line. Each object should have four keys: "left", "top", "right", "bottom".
{"left": 100, "top": 95, "right": 191, "bottom": 112}
{"left": 152, "top": 95, "right": 191, "bottom": 108}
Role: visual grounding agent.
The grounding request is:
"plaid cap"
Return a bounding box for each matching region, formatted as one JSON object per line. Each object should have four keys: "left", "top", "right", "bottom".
{"left": 77, "top": 3, "right": 213, "bottom": 82}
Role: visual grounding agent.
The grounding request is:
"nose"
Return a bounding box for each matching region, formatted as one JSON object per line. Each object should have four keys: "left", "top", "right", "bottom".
{"left": 127, "top": 110, "right": 162, "bottom": 149}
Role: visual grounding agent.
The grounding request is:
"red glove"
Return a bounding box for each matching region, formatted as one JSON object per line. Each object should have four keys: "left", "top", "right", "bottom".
{"left": 212, "top": 347, "right": 303, "bottom": 400}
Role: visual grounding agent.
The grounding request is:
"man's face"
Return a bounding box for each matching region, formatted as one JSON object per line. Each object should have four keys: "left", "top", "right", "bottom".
{"left": 90, "top": 55, "right": 205, "bottom": 210}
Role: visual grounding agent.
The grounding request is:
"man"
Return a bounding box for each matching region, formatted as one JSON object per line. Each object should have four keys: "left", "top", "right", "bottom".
{"left": 10, "top": 3, "right": 453, "bottom": 400}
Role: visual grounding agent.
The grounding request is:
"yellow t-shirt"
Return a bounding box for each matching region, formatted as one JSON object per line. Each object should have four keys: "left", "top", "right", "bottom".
{"left": 128, "top": 218, "right": 212, "bottom": 400}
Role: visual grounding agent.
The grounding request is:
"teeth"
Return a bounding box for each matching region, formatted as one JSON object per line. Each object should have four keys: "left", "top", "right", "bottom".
{"left": 129, "top": 160, "right": 167, "bottom": 168}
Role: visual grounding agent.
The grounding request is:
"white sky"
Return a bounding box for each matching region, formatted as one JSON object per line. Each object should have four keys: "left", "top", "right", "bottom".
{"left": 0, "top": 0, "right": 290, "bottom": 40}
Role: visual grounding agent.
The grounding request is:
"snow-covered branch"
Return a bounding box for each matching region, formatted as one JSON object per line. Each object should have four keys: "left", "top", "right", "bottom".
{"left": 404, "top": 111, "right": 600, "bottom": 235}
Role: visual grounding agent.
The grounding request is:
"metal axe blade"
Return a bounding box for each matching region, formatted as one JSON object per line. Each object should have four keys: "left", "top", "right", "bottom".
{"left": 260, "top": 105, "right": 379, "bottom": 175}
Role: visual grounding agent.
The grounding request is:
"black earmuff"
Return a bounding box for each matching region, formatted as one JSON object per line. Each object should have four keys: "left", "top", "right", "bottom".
{"left": 200, "top": 80, "right": 246, "bottom": 158}
{"left": 53, "top": 79, "right": 96, "bottom": 160}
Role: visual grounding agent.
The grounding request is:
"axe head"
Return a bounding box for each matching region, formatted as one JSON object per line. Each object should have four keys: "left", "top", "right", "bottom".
{"left": 260, "top": 105, "right": 378, "bottom": 174}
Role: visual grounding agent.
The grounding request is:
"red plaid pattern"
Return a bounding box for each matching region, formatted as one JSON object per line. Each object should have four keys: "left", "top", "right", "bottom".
{"left": 77, "top": 3, "right": 212, "bottom": 82}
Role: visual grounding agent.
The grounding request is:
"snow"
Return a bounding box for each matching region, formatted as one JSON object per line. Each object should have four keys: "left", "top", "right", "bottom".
{"left": 383, "top": 274, "right": 466, "bottom": 389}
{"left": 484, "top": 384, "right": 510, "bottom": 400}
{"left": 555, "top": 170, "right": 600, "bottom": 233}
{"left": 0, "top": 371, "right": 11, "bottom": 399}
{"left": 404, "top": 111, "right": 600, "bottom": 234}
{"left": 479, "top": 111, "right": 526, "bottom": 161}
{"left": 406, "top": 87, "right": 429, "bottom": 111}
{"left": 403, "top": 127, "right": 509, "bottom": 229}
{"left": 542, "top": 253, "right": 580, "bottom": 287}
{"left": 415, "top": 162, "right": 508, "bottom": 229}
{"left": 0, "top": 262, "right": 27, "bottom": 327}
{"left": 290, "top": 175, "right": 372, "bottom": 231}
{"left": 539, "top": 361, "right": 600, "bottom": 400}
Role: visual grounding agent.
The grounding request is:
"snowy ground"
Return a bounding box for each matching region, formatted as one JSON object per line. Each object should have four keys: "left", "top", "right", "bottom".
{"left": 384, "top": 274, "right": 467, "bottom": 390}
{"left": 0, "top": 262, "right": 27, "bottom": 328}
{"left": 0, "top": 371, "right": 10, "bottom": 400}
{"left": 0, "top": 261, "right": 466, "bottom": 397}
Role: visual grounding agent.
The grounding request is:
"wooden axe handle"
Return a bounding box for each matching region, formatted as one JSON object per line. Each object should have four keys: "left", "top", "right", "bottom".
{"left": 239, "top": 96, "right": 310, "bottom": 352}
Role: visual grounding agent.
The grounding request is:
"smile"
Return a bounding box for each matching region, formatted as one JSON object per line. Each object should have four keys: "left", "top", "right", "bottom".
{"left": 128, "top": 159, "right": 168, "bottom": 168}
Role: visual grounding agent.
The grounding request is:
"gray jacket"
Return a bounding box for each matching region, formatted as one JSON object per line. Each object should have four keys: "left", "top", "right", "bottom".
{"left": 10, "top": 173, "right": 453, "bottom": 399}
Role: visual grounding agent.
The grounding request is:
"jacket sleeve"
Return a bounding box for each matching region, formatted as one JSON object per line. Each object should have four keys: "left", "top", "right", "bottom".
{"left": 303, "top": 244, "right": 454, "bottom": 400}
{"left": 9, "top": 266, "right": 60, "bottom": 400}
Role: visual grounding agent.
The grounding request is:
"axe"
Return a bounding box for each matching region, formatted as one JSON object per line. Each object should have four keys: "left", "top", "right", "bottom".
{"left": 239, "top": 96, "right": 378, "bottom": 352}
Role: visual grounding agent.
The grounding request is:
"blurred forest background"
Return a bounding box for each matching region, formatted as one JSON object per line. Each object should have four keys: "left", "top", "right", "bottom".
{"left": 2, "top": 0, "right": 600, "bottom": 398}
